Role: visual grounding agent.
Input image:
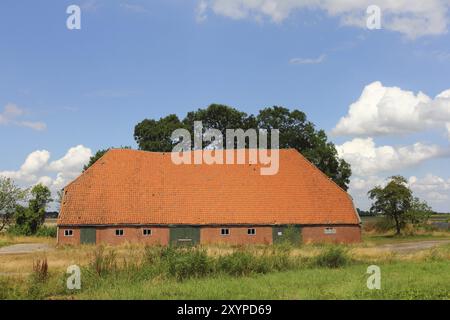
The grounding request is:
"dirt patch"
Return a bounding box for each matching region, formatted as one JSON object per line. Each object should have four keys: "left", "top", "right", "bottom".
{"left": 377, "top": 239, "right": 450, "bottom": 254}
{"left": 0, "top": 243, "right": 54, "bottom": 255}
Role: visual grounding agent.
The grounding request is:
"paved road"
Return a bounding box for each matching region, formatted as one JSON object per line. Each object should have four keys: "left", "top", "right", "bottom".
{"left": 376, "top": 239, "right": 450, "bottom": 253}
{"left": 0, "top": 243, "right": 53, "bottom": 255}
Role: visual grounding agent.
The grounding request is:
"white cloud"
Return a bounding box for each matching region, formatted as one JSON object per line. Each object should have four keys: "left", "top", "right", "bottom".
{"left": 20, "top": 121, "right": 47, "bottom": 131}
{"left": 0, "top": 103, "right": 47, "bottom": 131}
{"left": 409, "top": 174, "right": 450, "bottom": 205}
{"left": 0, "top": 145, "right": 92, "bottom": 200}
{"left": 48, "top": 145, "right": 92, "bottom": 173}
{"left": 336, "top": 138, "right": 448, "bottom": 176}
{"left": 21, "top": 150, "right": 51, "bottom": 175}
{"left": 197, "top": 0, "right": 450, "bottom": 38}
{"left": 290, "top": 54, "right": 326, "bottom": 65}
{"left": 349, "top": 174, "right": 450, "bottom": 211}
{"left": 332, "top": 81, "right": 450, "bottom": 138}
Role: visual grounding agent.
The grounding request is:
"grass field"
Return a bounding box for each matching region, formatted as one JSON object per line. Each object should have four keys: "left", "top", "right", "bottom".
{"left": 68, "top": 261, "right": 450, "bottom": 300}
{"left": 0, "top": 226, "right": 449, "bottom": 300}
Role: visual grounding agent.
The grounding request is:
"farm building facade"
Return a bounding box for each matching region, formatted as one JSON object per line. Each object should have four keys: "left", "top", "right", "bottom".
{"left": 57, "top": 149, "right": 361, "bottom": 245}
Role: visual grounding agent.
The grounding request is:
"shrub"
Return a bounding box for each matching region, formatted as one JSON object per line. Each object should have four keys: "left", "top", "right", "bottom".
{"left": 35, "top": 225, "right": 57, "bottom": 238}
{"left": 215, "top": 250, "right": 255, "bottom": 276}
{"left": 144, "top": 246, "right": 212, "bottom": 281}
{"left": 90, "top": 246, "right": 117, "bottom": 277}
{"left": 314, "top": 246, "right": 350, "bottom": 268}
{"left": 165, "top": 247, "right": 211, "bottom": 281}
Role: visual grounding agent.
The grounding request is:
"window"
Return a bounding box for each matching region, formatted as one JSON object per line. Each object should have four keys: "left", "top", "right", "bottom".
{"left": 64, "top": 229, "right": 73, "bottom": 237}
{"left": 143, "top": 229, "right": 152, "bottom": 236}
{"left": 247, "top": 228, "right": 256, "bottom": 235}
{"left": 221, "top": 228, "right": 230, "bottom": 236}
{"left": 324, "top": 227, "right": 336, "bottom": 235}
{"left": 115, "top": 229, "right": 124, "bottom": 236}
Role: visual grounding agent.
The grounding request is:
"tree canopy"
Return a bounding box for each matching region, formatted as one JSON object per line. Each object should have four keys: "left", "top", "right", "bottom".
{"left": 0, "top": 177, "right": 27, "bottom": 231}
{"left": 368, "top": 176, "right": 433, "bottom": 235}
{"left": 134, "top": 104, "right": 351, "bottom": 190}
{"left": 12, "top": 183, "right": 53, "bottom": 235}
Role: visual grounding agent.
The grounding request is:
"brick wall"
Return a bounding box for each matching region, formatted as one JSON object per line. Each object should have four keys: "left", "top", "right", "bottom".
{"left": 96, "top": 227, "right": 170, "bottom": 245}
{"left": 58, "top": 225, "right": 361, "bottom": 245}
{"left": 200, "top": 227, "right": 273, "bottom": 245}
{"left": 57, "top": 227, "right": 80, "bottom": 245}
{"left": 301, "top": 225, "right": 361, "bottom": 244}
{"left": 57, "top": 226, "right": 170, "bottom": 245}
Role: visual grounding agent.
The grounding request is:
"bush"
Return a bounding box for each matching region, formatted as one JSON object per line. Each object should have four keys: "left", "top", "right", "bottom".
{"left": 314, "top": 246, "right": 350, "bottom": 268}
{"left": 90, "top": 246, "right": 117, "bottom": 277}
{"left": 215, "top": 251, "right": 256, "bottom": 276}
{"left": 164, "top": 247, "right": 211, "bottom": 281}
{"left": 35, "top": 226, "right": 57, "bottom": 238}
{"left": 144, "top": 246, "right": 212, "bottom": 281}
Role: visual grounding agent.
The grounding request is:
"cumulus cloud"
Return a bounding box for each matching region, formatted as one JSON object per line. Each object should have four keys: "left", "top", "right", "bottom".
{"left": 197, "top": 0, "right": 450, "bottom": 38}
{"left": 349, "top": 174, "right": 450, "bottom": 211}
{"left": 48, "top": 145, "right": 93, "bottom": 173}
{"left": 0, "top": 150, "right": 50, "bottom": 183}
{"left": 0, "top": 145, "right": 92, "bottom": 198}
{"left": 336, "top": 138, "right": 448, "bottom": 176}
{"left": 0, "top": 103, "right": 47, "bottom": 131}
{"left": 332, "top": 81, "right": 450, "bottom": 138}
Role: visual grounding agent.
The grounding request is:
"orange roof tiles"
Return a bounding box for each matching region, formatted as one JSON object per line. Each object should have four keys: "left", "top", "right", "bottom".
{"left": 57, "top": 149, "right": 360, "bottom": 226}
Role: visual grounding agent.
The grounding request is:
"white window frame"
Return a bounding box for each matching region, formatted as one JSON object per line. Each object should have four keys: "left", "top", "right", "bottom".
{"left": 143, "top": 228, "right": 152, "bottom": 236}
{"left": 220, "top": 228, "right": 230, "bottom": 236}
{"left": 64, "top": 229, "right": 73, "bottom": 237}
{"left": 324, "top": 227, "right": 337, "bottom": 235}
{"left": 247, "top": 228, "right": 256, "bottom": 236}
{"left": 115, "top": 229, "right": 124, "bottom": 237}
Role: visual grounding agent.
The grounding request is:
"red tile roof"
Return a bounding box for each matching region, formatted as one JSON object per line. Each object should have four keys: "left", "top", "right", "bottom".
{"left": 57, "top": 149, "right": 360, "bottom": 226}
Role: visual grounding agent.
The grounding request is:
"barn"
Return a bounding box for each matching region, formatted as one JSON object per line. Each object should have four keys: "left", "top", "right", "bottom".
{"left": 57, "top": 148, "right": 361, "bottom": 245}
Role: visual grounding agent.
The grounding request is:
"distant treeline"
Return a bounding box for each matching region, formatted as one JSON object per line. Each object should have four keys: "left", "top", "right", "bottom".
{"left": 357, "top": 208, "right": 449, "bottom": 216}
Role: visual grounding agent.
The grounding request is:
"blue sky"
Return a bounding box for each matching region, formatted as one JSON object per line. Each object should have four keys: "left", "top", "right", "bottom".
{"left": 1, "top": 0, "right": 450, "bottom": 211}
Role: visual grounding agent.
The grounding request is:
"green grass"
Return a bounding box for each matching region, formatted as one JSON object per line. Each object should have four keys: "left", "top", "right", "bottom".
{"left": 66, "top": 261, "right": 449, "bottom": 300}
{"left": 0, "top": 237, "right": 10, "bottom": 248}
{"left": 1, "top": 244, "right": 449, "bottom": 300}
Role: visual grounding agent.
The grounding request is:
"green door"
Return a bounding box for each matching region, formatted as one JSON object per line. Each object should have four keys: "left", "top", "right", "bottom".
{"left": 80, "top": 228, "right": 96, "bottom": 244}
{"left": 170, "top": 227, "right": 200, "bottom": 246}
{"left": 273, "top": 226, "right": 301, "bottom": 245}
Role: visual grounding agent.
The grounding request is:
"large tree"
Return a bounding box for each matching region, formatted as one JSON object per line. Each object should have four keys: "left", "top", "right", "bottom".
{"left": 13, "top": 184, "right": 52, "bottom": 235}
{"left": 134, "top": 104, "right": 352, "bottom": 190}
{"left": 368, "top": 176, "right": 433, "bottom": 235}
{"left": 0, "top": 177, "right": 27, "bottom": 231}
{"left": 134, "top": 115, "right": 186, "bottom": 152}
